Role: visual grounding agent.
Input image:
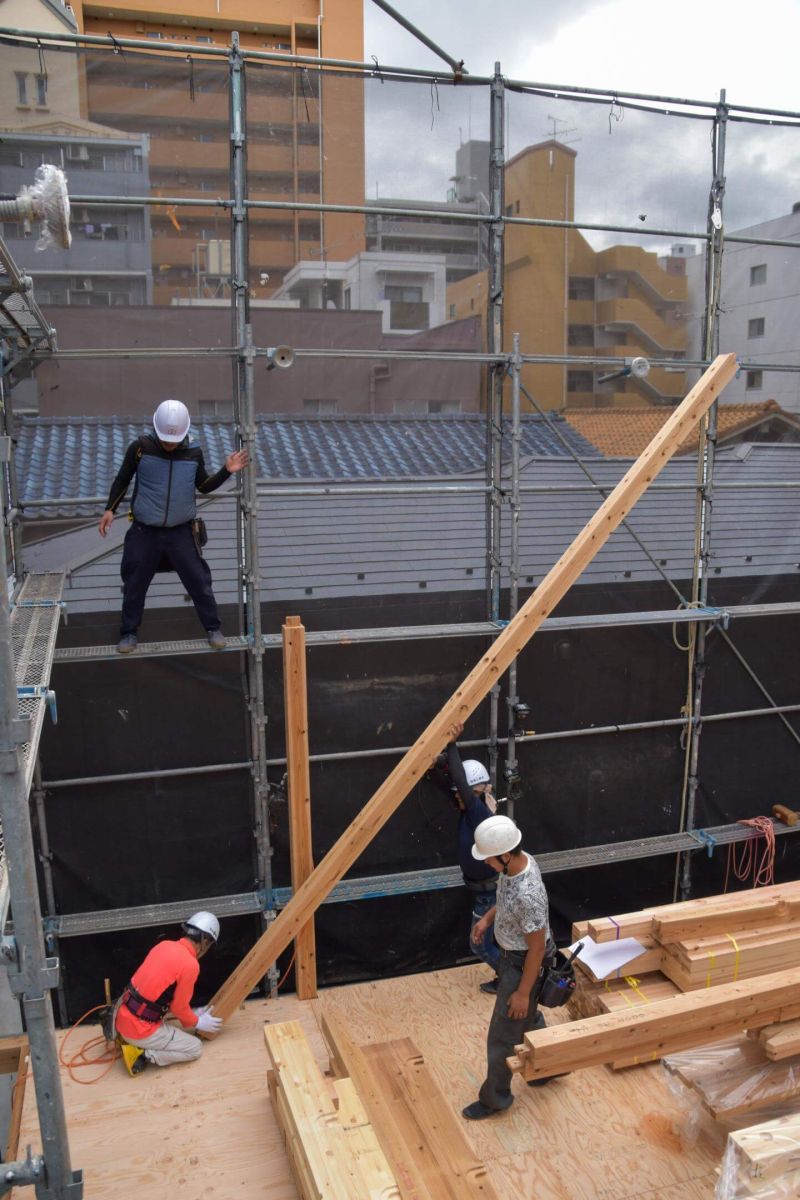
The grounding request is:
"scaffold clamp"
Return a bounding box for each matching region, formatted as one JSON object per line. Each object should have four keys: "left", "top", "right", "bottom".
{"left": 17, "top": 686, "right": 57, "bottom": 725}
{"left": 688, "top": 828, "right": 717, "bottom": 858}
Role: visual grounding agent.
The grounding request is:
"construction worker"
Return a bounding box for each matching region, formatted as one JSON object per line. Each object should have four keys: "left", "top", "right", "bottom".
{"left": 114, "top": 910, "right": 223, "bottom": 1074}
{"left": 428, "top": 721, "right": 500, "bottom": 993}
{"left": 98, "top": 399, "right": 248, "bottom": 654}
{"left": 462, "top": 816, "right": 560, "bottom": 1120}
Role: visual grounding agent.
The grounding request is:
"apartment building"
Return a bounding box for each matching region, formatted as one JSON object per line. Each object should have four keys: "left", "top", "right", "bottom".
{"left": 448, "top": 140, "right": 689, "bottom": 410}
{"left": 66, "top": 0, "right": 365, "bottom": 305}
{"left": 0, "top": 0, "right": 153, "bottom": 319}
{"left": 686, "top": 205, "right": 800, "bottom": 414}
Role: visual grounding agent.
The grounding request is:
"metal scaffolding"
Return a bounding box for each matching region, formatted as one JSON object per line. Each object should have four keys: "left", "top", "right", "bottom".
{"left": 1, "top": 24, "right": 800, "bottom": 1186}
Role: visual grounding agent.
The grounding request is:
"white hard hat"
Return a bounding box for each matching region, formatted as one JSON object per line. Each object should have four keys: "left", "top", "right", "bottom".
{"left": 153, "top": 399, "right": 190, "bottom": 444}
{"left": 463, "top": 759, "right": 490, "bottom": 788}
{"left": 183, "top": 911, "right": 220, "bottom": 943}
{"left": 471, "top": 815, "right": 522, "bottom": 860}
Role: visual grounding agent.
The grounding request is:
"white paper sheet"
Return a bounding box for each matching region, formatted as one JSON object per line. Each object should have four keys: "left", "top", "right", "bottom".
{"left": 566, "top": 934, "right": 647, "bottom": 980}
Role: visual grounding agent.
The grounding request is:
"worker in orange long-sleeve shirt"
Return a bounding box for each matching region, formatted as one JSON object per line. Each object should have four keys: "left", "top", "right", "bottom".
{"left": 115, "top": 911, "right": 223, "bottom": 1074}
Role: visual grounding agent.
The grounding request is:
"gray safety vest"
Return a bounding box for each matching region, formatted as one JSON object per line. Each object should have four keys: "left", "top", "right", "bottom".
{"left": 132, "top": 453, "right": 198, "bottom": 527}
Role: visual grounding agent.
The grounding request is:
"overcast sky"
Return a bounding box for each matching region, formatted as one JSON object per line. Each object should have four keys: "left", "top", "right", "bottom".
{"left": 360, "top": 0, "right": 800, "bottom": 245}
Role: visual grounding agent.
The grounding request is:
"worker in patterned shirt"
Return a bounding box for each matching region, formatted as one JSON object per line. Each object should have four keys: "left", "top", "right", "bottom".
{"left": 462, "top": 815, "right": 561, "bottom": 1119}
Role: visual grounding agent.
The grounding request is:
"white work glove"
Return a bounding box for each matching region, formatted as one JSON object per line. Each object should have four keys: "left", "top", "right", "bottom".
{"left": 195, "top": 1007, "right": 223, "bottom": 1035}
{"left": 192, "top": 1005, "right": 209, "bottom": 1018}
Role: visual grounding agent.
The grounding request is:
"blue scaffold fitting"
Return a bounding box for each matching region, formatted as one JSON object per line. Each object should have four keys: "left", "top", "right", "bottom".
{"left": 688, "top": 828, "right": 717, "bottom": 858}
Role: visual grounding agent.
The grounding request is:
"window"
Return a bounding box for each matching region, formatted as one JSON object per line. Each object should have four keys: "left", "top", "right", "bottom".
{"left": 748, "top": 317, "right": 765, "bottom": 338}
{"left": 746, "top": 370, "right": 763, "bottom": 390}
{"left": 429, "top": 400, "right": 461, "bottom": 414}
{"left": 449, "top": 303, "right": 456, "bottom": 319}
{"left": 567, "top": 324, "right": 594, "bottom": 346}
{"left": 343, "top": 287, "right": 351, "bottom": 310}
{"left": 567, "top": 370, "right": 594, "bottom": 393}
{"left": 303, "top": 399, "right": 337, "bottom": 415}
{"left": 15, "top": 73, "right": 28, "bottom": 105}
{"left": 385, "top": 285, "right": 423, "bottom": 303}
{"left": 750, "top": 264, "right": 767, "bottom": 286}
{"left": 568, "top": 276, "right": 595, "bottom": 301}
{"left": 35, "top": 74, "right": 47, "bottom": 106}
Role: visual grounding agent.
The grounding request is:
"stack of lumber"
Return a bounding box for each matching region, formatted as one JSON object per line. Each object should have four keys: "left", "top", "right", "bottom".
{"left": 265, "top": 1012, "right": 500, "bottom": 1200}
{"left": 752, "top": 1018, "right": 800, "bottom": 1062}
{"left": 663, "top": 1036, "right": 800, "bottom": 1122}
{"left": 509, "top": 967, "right": 800, "bottom": 1086}
{"left": 571, "top": 881, "right": 800, "bottom": 996}
{"left": 717, "top": 1113, "right": 800, "bottom": 1199}
{"left": 264, "top": 1020, "right": 400, "bottom": 1199}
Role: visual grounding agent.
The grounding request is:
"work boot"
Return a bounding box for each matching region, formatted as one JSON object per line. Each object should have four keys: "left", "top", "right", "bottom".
{"left": 207, "top": 630, "right": 226, "bottom": 650}
{"left": 117, "top": 633, "right": 138, "bottom": 655}
{"left": 462, "top": 1099, "right": 509, "bottom": 1120}
{"left": 121, "top": 1044, "right": 147, "bottom": 1076}
{"left": 479, "top": 977, "right": 499, "bottom": 995}
{"left": 527, "top": 1073, "right": 568, "bottom": 1087}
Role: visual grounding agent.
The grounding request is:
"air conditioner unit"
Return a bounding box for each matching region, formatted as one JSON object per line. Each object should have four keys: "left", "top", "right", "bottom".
{"left": 205, "top": 239, "right": 231, "bottom": 276}
{"left": 67, "top": 144, "right": 89, "bottom": 161}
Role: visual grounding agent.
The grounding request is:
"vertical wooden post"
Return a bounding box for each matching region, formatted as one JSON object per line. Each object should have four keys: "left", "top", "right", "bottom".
{"left": 282, "top": 616, "right": 317, "bottom": 999}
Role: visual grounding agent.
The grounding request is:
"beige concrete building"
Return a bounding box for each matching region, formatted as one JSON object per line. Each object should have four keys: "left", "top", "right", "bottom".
{"left": 448, "top": 140, "right": 689, "bottom": 410}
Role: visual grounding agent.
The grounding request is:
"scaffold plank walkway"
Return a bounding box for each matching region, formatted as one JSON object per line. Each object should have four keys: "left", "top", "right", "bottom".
{"left": 15, "top": 965, "right": 720, "bottom": 1199}
{"left": 6, "top": 571, "right": 64, "bottom": 927}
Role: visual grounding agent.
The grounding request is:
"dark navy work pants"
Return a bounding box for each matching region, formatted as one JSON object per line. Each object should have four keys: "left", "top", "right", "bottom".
{"left": 120, "top": 521, "right": 220, "bottom": 636}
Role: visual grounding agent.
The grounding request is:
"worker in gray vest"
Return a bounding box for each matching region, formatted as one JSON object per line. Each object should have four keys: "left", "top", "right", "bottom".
{"left": 99, "top": 400, "right": 247, "bottom": 653}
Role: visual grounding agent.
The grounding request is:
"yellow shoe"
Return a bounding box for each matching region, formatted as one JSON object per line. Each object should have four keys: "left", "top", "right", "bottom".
{"left": 120, "top": 1043, "right": 147, "bottom": 1076}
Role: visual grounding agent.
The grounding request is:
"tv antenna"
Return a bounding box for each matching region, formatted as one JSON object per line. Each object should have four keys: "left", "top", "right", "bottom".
{"left": 546, "top": 115, "right": 580, "bottom": 147}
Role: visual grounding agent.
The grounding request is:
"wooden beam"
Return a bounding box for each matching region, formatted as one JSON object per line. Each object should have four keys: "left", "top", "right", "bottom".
{"left": 208, "top": 354, "right": 738, "bottom": 1023}
{"left": 282, "top": 615, "right": 317, "bottom": 1000}
{"left": 511, "top": 967, "right": 800, "bottom": 1080}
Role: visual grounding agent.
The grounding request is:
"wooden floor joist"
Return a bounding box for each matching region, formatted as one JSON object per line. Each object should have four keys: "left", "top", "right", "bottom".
{"left": 208, "top": 353, "right": 738, "bottom": 1023}
{"left": 511, "top": 968, "right": 800, "bottom": 1080}
{"left": 319, "top": 1009, "right": 501, "bottom": 1200}
{"left": 264, "top": 1019, "right": 400, "bottom": 1200}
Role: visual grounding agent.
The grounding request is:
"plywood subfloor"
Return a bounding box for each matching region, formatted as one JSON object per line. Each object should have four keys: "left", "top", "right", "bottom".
{"left": 18, "top": 965, "right": 721, "bottom": 1200}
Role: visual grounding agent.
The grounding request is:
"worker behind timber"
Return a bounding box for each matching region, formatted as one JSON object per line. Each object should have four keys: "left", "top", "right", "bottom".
{"left": 462, "top": 816, "right": 562, "bottom": 1120}
{"left": 114, "top": 910, "right": 223, "bottom": 1074}
{"left": 428, "top": 721, "right": 500, "bottom": 993}
{"left": 98, "top": 399, "right": 248, "bottom": 654}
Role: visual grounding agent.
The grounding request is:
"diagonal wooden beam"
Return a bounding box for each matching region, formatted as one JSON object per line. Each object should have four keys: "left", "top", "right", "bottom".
{"left": 209, "top": 353, "right": 738, "bottom": 1023}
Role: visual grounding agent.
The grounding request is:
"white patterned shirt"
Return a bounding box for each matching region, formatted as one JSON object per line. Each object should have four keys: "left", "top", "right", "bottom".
{"left": 494, "top": 853, "right": 550, "bottom": 951}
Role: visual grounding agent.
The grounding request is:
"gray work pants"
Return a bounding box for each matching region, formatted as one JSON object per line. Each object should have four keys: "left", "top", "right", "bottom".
{"left": 121, "top": 1021, "right": 203, "bottom": 1067}
{"left": 477, "top": 948, "right": 545, "bottom": 1111}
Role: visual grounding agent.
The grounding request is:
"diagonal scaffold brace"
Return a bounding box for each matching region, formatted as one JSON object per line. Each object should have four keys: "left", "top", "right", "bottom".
{"left": 208, "top": 353, "right": 738, "bottom": 1026}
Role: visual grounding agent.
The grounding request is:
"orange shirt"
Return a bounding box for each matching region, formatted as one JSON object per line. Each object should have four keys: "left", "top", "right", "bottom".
{"left": 116, "top": 937, "right": 200, "bottom": 1041}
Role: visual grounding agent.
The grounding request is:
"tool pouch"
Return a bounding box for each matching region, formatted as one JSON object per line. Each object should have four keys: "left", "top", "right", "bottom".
{"left": 535, "top": 949, "right": 577, "bottom": 1008}
{"left": 191, "top": 517, "right": 208, "bottom": 555}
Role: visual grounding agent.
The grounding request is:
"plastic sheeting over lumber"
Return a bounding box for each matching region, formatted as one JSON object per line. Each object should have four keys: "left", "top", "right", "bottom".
{"left": 208, "top": 353, "right": 738, "bottom": 1024}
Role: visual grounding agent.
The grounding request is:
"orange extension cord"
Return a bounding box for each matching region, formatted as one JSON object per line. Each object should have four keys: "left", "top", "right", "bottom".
{"left": 724, "top": 816, "right": 777, "bottom": 891}
{"left": 58, "top": 1004, "right": 119, "bottom": 1085}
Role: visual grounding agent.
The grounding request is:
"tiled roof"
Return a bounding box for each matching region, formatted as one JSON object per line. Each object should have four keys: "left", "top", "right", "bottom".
{"left": 22, "top": 444, "right": 800, "bottom": 611}
{"left": 16, "top": 413, "right": 600, "bottom": 515}
{"left": 563, "top": 401, "right": 800, "bottom": 458}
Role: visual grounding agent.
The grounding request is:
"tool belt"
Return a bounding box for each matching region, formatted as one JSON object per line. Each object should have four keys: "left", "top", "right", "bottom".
{"left": 534, "top": 947, "right": 577, "bottom": 1009}
{"left": 122, "top": 981, "right": 174, "bottom": 1024}
{"left": 191, "top": 516, "right": 208, "bottom": 555}
{"left": 464, "top": 877, "right": 497, "bottom": 895}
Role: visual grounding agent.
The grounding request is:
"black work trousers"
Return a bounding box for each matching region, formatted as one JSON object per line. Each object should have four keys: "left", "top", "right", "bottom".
{"left": 120, "top": 521, "right": 220, "bottom": 636}
{"left": 477, "top": 947, "right": 545, "bottom": 1112}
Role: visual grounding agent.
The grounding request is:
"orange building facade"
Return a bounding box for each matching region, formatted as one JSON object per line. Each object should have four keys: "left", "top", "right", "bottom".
{"left": 448, "top": 140, "right": 689, "bottom": 410}
{"left": 69, "top": 0, "right": 365, "bottom": 305}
